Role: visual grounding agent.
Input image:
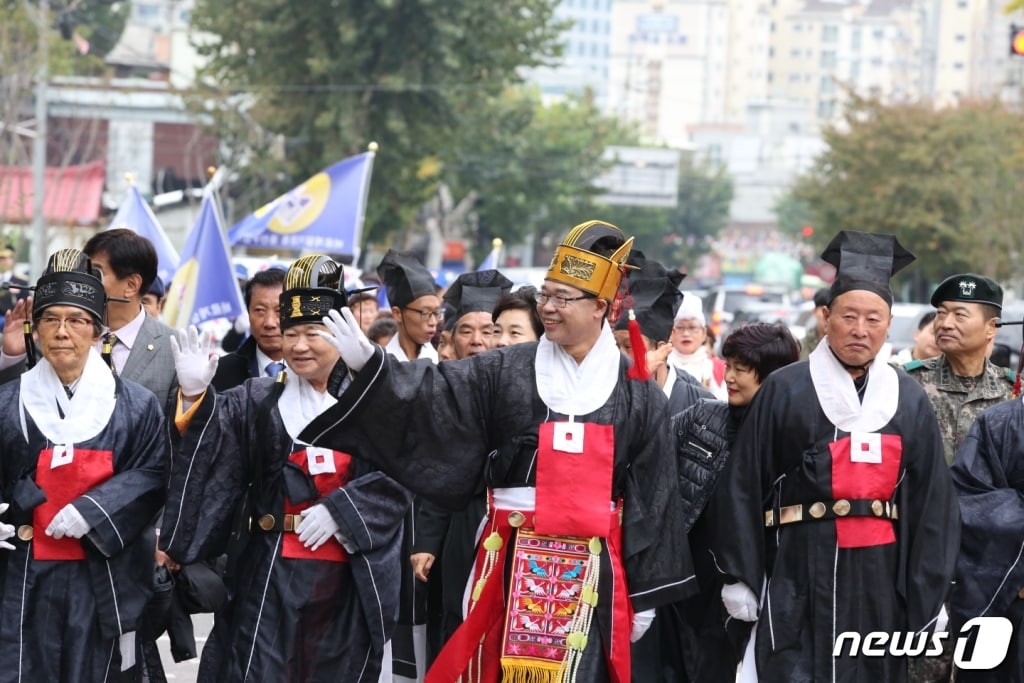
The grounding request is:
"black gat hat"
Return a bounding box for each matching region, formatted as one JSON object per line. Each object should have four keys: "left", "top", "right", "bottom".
{"left": 613, "top": 251, "right": 684, "bottom": 344}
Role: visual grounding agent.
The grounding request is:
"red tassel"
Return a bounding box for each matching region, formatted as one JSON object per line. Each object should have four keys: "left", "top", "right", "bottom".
{"left": 626, "top": 310, "right": 650, "bottom": 381}
{"left": 1013, "top": 374, "right": 1021, "bottom": 400}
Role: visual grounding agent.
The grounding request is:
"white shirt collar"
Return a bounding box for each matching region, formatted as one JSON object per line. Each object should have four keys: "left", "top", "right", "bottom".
{"left": 808, "top": 336, "right": 899, "bottom": 432}
{"left": 20, "top": 348, "right": 116, "bottom": 444}
{"left": 107, "top": 306, "right": 147, "bottom": 350}
{"left": 535, "top": 321, "right": 620, "bottom": 416}
{"left": 385, "top": 334, "right": 439, "bottom": 363}
{"left": 255, "top": 346, "right": 286, "bottom": 377}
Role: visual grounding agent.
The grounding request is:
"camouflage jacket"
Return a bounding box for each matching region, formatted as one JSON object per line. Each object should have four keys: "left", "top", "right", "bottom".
{"left": 903, "top": 355, "right": 1014, "bottom": 465}
{"left": 799, "top": 326, "right": 822, "bottom": 360}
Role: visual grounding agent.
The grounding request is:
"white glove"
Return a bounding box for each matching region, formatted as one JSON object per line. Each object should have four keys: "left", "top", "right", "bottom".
{"left": 722, "top": 582, "right": 759, "bottom": 622}
{"left": 936, "top": 604, "right": 948, "bottom": 632}
{"left": 233, "top": 310, "right": 250, "bottom": 335}
{"left": 318, "top": 308, "right": 375, "bottom": 372}
{"left": 46, "top": 503, "right": 90, "bottom": 540}
{"left": 630, "top": 608, "right": 656, "bottom": 642}
{"left": 170, "top": 325, "right": 219, "bottom": 396}
{"left": 296, "top": 504, "right": 342, "bottom": 551}
{"left": 0, "top": 503, "right": 15, "bottom": 550}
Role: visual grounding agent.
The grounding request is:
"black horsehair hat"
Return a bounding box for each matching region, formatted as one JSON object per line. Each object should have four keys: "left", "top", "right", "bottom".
{"left": 443, "top": 269, "right": 514, "bottom": 325}
{"left": 377, "top": 249, "right": 437, "bottom": 310}
{"left": 280, "top": 254, "right": 348, "bottom": 329}
{"left": 821, "top": 230, "right": 915, "bottom": 307}
{"left": 33, "top": 248, "right": 107, "bottom": 322}
{"left": 613, "top": 250, "right": 684, "bottom": 344}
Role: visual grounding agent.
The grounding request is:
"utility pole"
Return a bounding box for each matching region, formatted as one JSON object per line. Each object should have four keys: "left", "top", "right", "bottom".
{"left": 30, "top": 0, "right": 49, "bottom": 280}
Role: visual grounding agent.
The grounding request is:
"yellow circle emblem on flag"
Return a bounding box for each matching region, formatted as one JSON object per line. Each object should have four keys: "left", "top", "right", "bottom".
{"left": 265, "top": 172, "right": 331, "bottom": 235}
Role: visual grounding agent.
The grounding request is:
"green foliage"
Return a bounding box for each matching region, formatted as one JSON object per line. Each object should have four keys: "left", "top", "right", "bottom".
{"left": 187, "top": 0, "right": 568, "bottom": 244}
{"left": 789, "top": 93, "right": 1024, "bottom": 286}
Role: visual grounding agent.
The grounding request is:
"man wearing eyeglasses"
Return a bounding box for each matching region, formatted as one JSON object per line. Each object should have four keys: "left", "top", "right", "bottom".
{"left": 0, "top": 248, "right": 166, "bottom": 681}
{"left": 378, "top": 249, "right": 441, "bottom": 364}
{"left": 299, "top": 220, "right": 694, "bottom": 682}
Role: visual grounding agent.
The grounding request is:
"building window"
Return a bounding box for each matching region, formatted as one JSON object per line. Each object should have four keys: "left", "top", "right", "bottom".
{"left": 851, "top": 28, "right": 861, "bottom": 50}
{"left": 954, "top": 62, "right": 964, "bottom": 69}
{"left": 818, "top": 100, "right": 836, "bottom": 118}
{"left": 820, "top": 76, "right": 836, "bottom": 93}
{"left": 823, "top": 25, "right": 838, "bottom": 43}
{"left": 850, "top": 60, "right": 860, "bottom": 80}
{"left": 793, "top": 23, "right": 803, "bottom": 32}
{"left": 821, "top": 51, "right": 837, "bottom": 69}
{"left": 955, "top": 34, "right": 966, "bottom": 42}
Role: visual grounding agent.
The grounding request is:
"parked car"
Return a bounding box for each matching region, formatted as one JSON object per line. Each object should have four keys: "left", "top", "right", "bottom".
{"left": 995, "top": 301, "right": 1024, "bottom": 371}
{"left": 702, "top": 284, "right": 795, "bottom": 347}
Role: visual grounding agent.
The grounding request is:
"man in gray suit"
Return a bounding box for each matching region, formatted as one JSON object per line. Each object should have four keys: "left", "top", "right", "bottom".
{"left": 0, "top": 231, "right": 179, "bottom": 409}
{"left": 83, "top": 229, "right": 179, "bottom": 410}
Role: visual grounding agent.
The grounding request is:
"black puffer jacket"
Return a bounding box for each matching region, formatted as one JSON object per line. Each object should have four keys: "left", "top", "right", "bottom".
{"left": 674, "top": 398, "right": 745, "bottom": 532}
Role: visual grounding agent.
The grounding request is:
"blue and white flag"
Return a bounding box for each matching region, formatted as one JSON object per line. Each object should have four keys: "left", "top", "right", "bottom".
{"left": 110, "top": 184, "right": 179, "bottom": 284}
{"left": 228, "top": 150, "right": 375, "bottom": 261}
{"left": 477, "top": 238, "right": 503, "bottom": 271}
{"left": 163, "top": 189, "right": 245, "bottom": 329}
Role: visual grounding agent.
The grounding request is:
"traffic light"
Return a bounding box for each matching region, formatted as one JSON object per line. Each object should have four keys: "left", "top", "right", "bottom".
{"left": 1010, "top": 24, "right": 1024, "bottom": 57}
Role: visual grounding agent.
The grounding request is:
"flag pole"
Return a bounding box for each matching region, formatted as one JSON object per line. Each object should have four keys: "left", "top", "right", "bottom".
{"left": 352, "top": 141, "right": 378, "bottom": 268}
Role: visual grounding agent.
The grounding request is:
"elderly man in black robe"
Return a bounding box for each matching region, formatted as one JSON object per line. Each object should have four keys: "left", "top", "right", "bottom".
{"left": 709, "top": 230, "right": 959, "bottom": 682}
{"left": 0, "top": 248, "right": 167, "bottom": 682}
{"left": 159, "top": 254, "right": 411, "bottom": 682}
{"left": 299, "top": 220, "right": 695, "bottom": 682}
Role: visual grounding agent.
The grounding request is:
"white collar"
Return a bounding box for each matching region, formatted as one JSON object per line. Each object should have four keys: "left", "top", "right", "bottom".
{"left": 808, "top": 337, "right": 899, "bottom": 432}
{"left": 535, "top": 321, "right": 620, "bottom": 416}
{"left": 661, "top": 363, "right": 677, "bottom": 398}
{"left": 105, "top": 306, "right": 147, "bottom": 350}
{"left": 385, "top": 334, "right": 438, "bottom": 363}
{"left": 278, "top": 374, "right": 338, "bottom": 444}
{"left": 255, "top": 346, "right": 286, "bottom": 376}
{"left": 20, "top": 348, "right": 116, "bottom": 444}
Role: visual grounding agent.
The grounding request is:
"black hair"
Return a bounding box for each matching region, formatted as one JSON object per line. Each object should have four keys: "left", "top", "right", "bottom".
{"left": 721, "top": 322, "right": 800, "bottom": 383}
{"left": 367, "top": 316, "right": 398, "bottom": 344}
{"left": 916, "top": 310, "right": 937, "bottom": 330}
{"left": 492, "top": 286, "right": 544, "bottom": 339}
{"left": 82, "top": 228, "right": 158, "bottom": 294}
{"left": 244, "top": 268, "right": 287, "bottom": 307}
{"left": 348, "top": 291, "right": 378, "bottom": 307}
{"left": 813, "top": 287, "right": 831, "bottom": 308}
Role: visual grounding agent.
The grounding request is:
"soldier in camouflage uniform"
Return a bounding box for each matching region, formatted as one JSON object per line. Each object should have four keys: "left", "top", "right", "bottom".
{"left": 903, "top": 273, "right": 1012, "bottom": 683}
{"left": 903, "top": 273, "right": 1013, "bottom": 466}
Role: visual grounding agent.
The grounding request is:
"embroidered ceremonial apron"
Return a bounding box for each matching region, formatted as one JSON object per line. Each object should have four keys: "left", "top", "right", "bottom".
{"left": 34, "top": 446, "right": 114, "bottom": 560}
{"left": 281, "top": 446, "right": 352, "bottom": 562}
{"left": 428, "top": 422, "right": 632, "bottom": 683}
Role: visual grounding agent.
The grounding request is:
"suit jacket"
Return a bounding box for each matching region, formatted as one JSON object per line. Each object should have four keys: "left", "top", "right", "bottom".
{"left": 211, "top": 335, "right": 261, "bottom": 391}
{"left": 123, "top": 314, "right": 179, "bottom": 413}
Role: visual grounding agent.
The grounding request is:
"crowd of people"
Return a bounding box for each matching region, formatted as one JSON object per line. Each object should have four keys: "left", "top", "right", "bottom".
{"left": 0, "top": 221, "right": 1018, "bottom": 683}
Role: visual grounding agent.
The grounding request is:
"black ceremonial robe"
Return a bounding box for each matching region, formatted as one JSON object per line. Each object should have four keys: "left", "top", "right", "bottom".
{"left": 709, "top": 361, "right": 958, "bottom": 683}
{"left": 159, "top": 370, "right": 412, "bottom": 683}
{"left": 950, "top": 398, "right": 1024, "bottom": 682}
{"left": 300, "top": 342, "right": 696, "bottom": 681}
{"left": 0, "top": 377, "right": 167, "bottom": 683}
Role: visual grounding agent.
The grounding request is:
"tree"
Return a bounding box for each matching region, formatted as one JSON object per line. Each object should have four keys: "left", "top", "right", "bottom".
{"left": 787, "top": 93, "right": 1024, "bottom": 288}
{"left": 187, "top": 0, "right": 569, "bottom": 245}
{"left": 440, "top": 87, "right": 628, "bottom": 261}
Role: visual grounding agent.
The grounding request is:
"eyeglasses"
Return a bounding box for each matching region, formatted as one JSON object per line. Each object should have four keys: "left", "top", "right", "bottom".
{"left": 404, "top": 306, "right": 444, "bottom": 323}
{"left": 673, "top": 324, "right": 704, "bottom": 334}
{"left": 36, "top": 316, "right": 93, "bottom": 332}
{"left": 533, "top": 291, "right": 592, "bottom": 309}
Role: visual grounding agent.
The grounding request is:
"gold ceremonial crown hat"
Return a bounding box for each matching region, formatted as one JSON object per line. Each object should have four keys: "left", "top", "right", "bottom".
{"left": 279, "top": 254, "right": 347, "bottom": 329}
{"left": 546, "top": 220, "right": 634, "bottom": 302}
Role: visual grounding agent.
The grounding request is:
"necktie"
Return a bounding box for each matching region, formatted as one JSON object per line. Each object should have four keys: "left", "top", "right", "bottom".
{"left": 102, "top": 332, "right": 118, "bottom": 374}
{"left": 265, "top": 361, "right": 285, "bottom": 378}
{"left": 63, "top": 385, "right": 74, "bottom": 399}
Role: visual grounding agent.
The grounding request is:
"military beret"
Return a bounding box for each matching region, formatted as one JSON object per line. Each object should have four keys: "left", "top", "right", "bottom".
{"left": 929, "top": 273, "right": 1002, "bottom": 311}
